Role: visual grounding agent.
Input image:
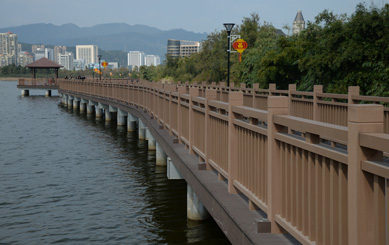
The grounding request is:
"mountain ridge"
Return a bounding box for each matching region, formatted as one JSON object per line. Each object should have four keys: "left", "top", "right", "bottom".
{"left": 0, "top": 23, "right": 208, "bottom": 60}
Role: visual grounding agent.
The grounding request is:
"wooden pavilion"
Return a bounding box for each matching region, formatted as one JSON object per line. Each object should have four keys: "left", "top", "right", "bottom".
{"left": 25, "top": 57, "right": 62, "bottom": 79}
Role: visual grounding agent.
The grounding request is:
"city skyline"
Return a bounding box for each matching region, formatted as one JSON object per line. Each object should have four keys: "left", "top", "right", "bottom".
{"left": 0, "top": 0, "right": 383, "bottom": 34}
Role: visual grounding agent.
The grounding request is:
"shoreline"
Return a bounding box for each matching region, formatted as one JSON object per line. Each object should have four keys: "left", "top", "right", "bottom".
{"left": 0, "top": 77, "right": 20, "bottom": 81}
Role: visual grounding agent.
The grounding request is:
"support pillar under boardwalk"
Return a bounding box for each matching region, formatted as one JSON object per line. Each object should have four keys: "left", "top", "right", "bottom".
{"left": 45, "top": 90, "right": 51, "bottom": 97}
{"left": 73, "top": 99, "right": 79, "bottom": 110}
{"left": 105, "top": 109, "right": 112, "bottom": 122}
{"left": 127, "top": 113, "right": 138, "bottom": 132}
{"left": 61, "top": 94, "right": 68, "bottom": 106}
{"left": 138, "top": 119, "right": 146, "bottom": 140}
{"left": 21, "top": 90, "right": 29, "bottom": 97}
{"left": 156, "top": 142, "right": 167, "bottom": 166}
{"left": 117, "top": 109, "right": 127, "bottom": 126}
{"left": 146, "top": 129, "right": 156, "bottom": 151}
{"left": 95, "top": 107, "right": 103, "bottom": 118}
{"left": 67, "top": 96, "right": 73, "bottom": 109}
{"left": 80, "top": 99, "right": 88, "bottom": 114}
{"left": 87, "top": 101, "right": 96, "bottom": 115}
{"left": 187, "top": 184, "right": 210, "bottom": 221}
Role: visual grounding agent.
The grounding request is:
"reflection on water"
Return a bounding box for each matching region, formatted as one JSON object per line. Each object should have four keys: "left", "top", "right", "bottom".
{"left": 0, "top": 81, "right": 230, "bottom": 244}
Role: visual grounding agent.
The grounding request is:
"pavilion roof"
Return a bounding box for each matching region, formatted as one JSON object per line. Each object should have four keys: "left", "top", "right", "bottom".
{"left": 26, "top": 57, "right": 62, "bottom": 68}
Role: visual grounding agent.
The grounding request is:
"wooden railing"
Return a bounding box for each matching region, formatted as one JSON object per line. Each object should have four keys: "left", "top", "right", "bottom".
{"left": 18, "top": 78, "right": 58, "bottom": 86}
{"left": 59, "top": 79, "right": 389, "bottom": 245}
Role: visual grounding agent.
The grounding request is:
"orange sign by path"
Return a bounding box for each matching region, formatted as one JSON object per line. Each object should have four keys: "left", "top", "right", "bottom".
{"left": 232, "top": 39, "right": 248, "bottom": 62}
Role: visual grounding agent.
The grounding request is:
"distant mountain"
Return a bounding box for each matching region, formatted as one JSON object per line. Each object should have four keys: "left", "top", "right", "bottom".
{"left": 0, "top": 23, "right": 208, "bottom": 60}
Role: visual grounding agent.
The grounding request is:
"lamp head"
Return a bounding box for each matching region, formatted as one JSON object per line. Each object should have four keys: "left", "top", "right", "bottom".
{"left": 223, "top": 23, "right": 235, "bottom": 33}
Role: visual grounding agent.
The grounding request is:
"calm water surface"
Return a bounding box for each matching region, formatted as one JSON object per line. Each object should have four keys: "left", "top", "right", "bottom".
{"left": 0, "top": 81, "right": 230, "bottom": 244}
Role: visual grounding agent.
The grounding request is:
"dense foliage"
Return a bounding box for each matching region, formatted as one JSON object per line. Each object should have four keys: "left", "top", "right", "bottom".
{"left": 0, "top": 64, "right": 29, "bottom": 77}
{"left": 145, "top": 4, "right": 389, "bottom": 96}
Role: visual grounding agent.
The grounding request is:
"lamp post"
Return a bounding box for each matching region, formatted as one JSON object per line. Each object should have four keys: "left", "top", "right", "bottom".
{"left": 97, "top": 55, "right": 102, "bottom": 80}
{"left": 223, "top": 23, "right": 235, "bottom": 88}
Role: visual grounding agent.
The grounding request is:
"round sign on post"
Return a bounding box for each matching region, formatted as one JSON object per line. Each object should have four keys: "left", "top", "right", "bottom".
{"left": 102, "top": 61, "right": 108, "bottom": 68}
{"left": 232, "top": 39, "right": 248, "bottom": 62}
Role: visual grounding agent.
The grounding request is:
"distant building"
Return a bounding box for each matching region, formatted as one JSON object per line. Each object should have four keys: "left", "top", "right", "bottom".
{"left": 32, "top": 45, "right": 44, "bottom": 53}
{"left": 54, "top": 46, "right": 66, "bottom": 63}
{"left": 73, "top": 58, "right": 85, "bottom": 71}
{"left": 0, "top": 32, "right": 18, "bottom": 66}
{"left": 128, "top": 51, "right": 145, "bottom": 70}
{"left": 45, "top": 48, "right": 54, "bottom": 61}
{"left": 17, "top": 51, "right": 34, "bottom": 67}
{"left": 58, "top": 52, "right": 74, "bottom": 70}
{"left": 76, "top": 45, "right": 98, "bottom": 67}
{"left": 108, "top": 62, "right": 119, "bottom": 69}
{"left": 293, "top": 10, "right": 305, "bottom": 35}
{"left": 34, "top": 48, "right": 45, "bottom": 61}
{"left": 145, "top": 55, "right": 160, "bottom": 66}
{"left": 167, "top": 39, "right": 201, "bottom": 58}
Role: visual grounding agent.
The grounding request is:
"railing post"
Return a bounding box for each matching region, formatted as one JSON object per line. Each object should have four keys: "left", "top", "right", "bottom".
{"left": 227, "top": 91, "right": 244, "bottom": 194}
{"left": 288, "top": 84, "right": 296, "bottom": 117}
{"left": 348, "top": 86, "right": 360, "bottom": 105}
{"left": 267, "top": 96, "right": 289, "bottom": 233}
{"left": 205, "top": 89, "right": 217, "bottom": 170}
{"left": 252, "top": 83, "right": 259, "bottom": 108}
{"left": 189, "top": 87, "right": 199, "bottom": 155}
{"left": 347, "top": 104, "right": 383, "bottom": 245}
{"left": 313, "top": 85, "right": 323, "bottom": 121}
{"left": 269, "top": 83, "right": 276, "bottom": 96}
{"left": 177, "top": 86, "right": 186, "bottom": 144}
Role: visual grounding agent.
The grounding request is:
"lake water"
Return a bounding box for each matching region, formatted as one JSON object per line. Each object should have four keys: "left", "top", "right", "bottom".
{"left": 0, "top": 81, "right": 230, "bottom": 244}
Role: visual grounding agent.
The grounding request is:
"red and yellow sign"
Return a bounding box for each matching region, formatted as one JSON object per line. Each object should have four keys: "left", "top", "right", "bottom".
{"left": 232, "top": 39, "right": 248, "bottom": 62}
{"left": 102, "top": 61, "right": 108, "bottom": 68}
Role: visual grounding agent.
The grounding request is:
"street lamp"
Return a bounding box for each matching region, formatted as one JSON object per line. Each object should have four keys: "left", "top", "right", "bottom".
{"left": 224, "top": 23, "right": 235, "bottom": 87}
{"left": 97, "top": 55, "right": 102, "bottom": 80}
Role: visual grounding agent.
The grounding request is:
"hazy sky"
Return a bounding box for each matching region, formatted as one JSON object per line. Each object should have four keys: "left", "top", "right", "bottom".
{"left": 0, "top": 0, "right": 385, "bottom": 33}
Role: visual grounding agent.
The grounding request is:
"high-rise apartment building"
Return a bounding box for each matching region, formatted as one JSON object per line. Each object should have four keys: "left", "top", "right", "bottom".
{"left": 145, "top": 55, "right": 161, "bottom": 67}
{"left": 293, "top": 10, "right": 305, "bottom": 35}
{"left": 58, "top": 52, "right": 74, "bottom": 70}
{"left": 17, "top": 52, "right": 33, "bottom": 67}
{"left": 54, "top": 46, "right": 66, "bottom": 63}
{"left": 167, "top": 39, "right": 201, "bottom": 58}
{"left": 34, "top": 48, "right": 45, "bottom": 61}
{"left": 45, "top": 48, "right": 54, "bottom": 61}
{"left": 0, "top": 32, "right": 18, "bottom": 66}
{"left": 32, "top": 45, "right": 44, "bottom": 53}
{"left": 128, "top": 51, "right": 145, "bottom": 70}
{"left": 76, "top": 45, "right": 98, "bottom": 67}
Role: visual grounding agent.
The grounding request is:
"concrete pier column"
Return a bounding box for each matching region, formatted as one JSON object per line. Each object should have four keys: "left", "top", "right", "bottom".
{"left": 127, "top": 113, "right": 138, "bottom": 132}
{"left": 45, "top": 90, "right": 51, "bottom": 97}
{"left": 187, "top": 184, "right": 210, "bottom": 221}
{"left": 156, "top": 142, "right": 167, "bottom": 166}
{"left": 62, "top": 94, "right": 68, "bottom": 106}
{"left": 117, "top": 109, "right": 127, "bottom": 126}
{"left": 87, "top": 102, "right": 94, "bottom": 115}
{"left": 73, "top": 99, "right": 79, "bottom": 110}
{"left": 67, "top": 96, "right": 73, "bottom": 109}
{"left": 80, "top": 99, "right": 87, "bottom": 114}
{"left": 21, "top": 90, "right": 29, "bottom": 97}
{"left": 95, "top": 107, "right": 103, "bottom": 118}
{"left": 138, "top": 119, "right": 146, "bottom": 140}
{"left": 146, "top": 129, "right": 156, "bottom": 151}
{"left": 105, "top": 109, "right": 112, "bottom": 122}
{"left": 79, "top": 102, "right": 86, "bottom": 113}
